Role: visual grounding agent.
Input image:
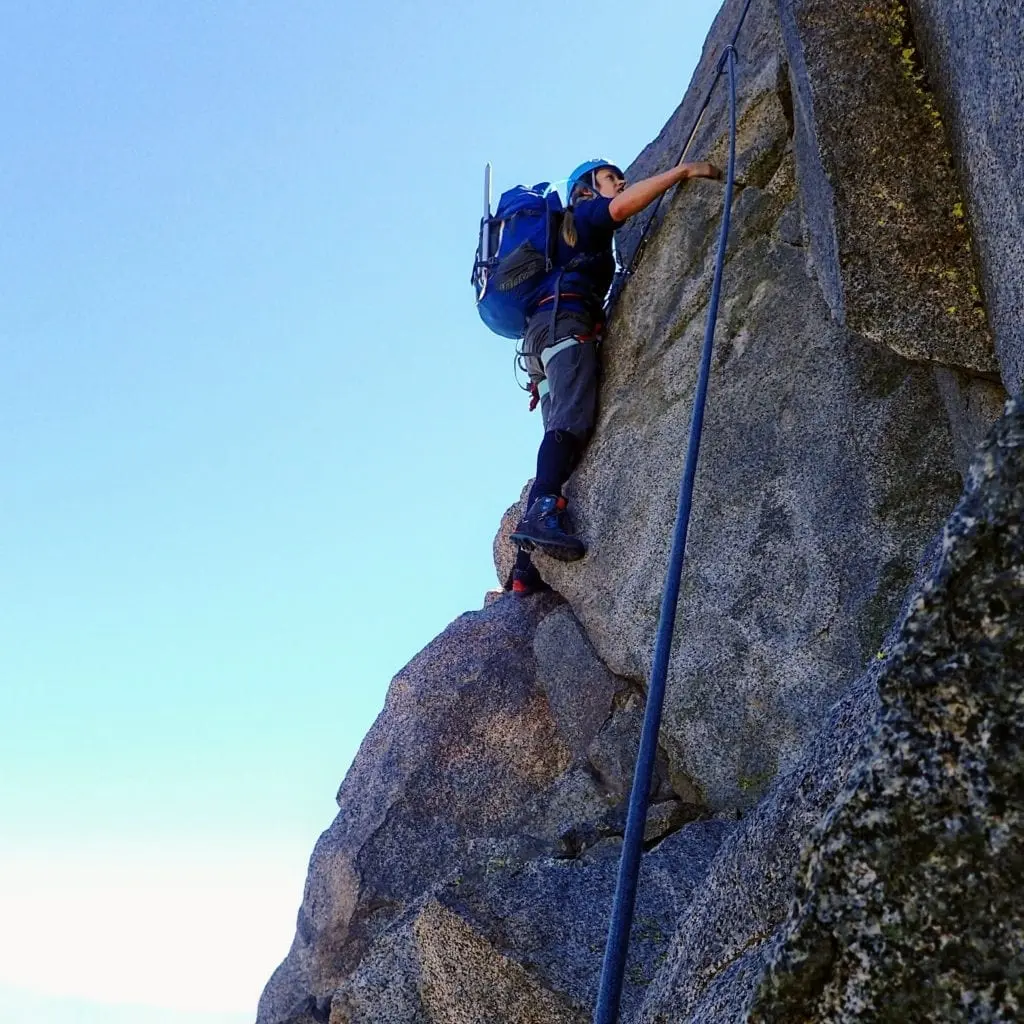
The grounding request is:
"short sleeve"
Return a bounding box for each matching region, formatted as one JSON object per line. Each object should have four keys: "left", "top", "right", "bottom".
{"left": 573, "top": 196, "right": 618, "bottom": 245}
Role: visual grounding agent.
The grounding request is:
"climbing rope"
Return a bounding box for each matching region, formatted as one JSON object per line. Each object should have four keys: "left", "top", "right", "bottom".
{"left": 592, "top": 41, "right": 741, "bottom": 1024}
{"left": 622, "top": 0, "right": 754, "bottom": 285}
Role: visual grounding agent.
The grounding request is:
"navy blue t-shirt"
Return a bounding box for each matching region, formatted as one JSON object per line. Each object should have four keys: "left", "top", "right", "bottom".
{"left": 533, "top": 196, "right": 621, "bottom": 318}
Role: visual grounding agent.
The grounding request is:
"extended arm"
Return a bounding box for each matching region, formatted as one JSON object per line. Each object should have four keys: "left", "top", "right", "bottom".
{"left": 608, "top": 162, "right": 721, "bottom": 223}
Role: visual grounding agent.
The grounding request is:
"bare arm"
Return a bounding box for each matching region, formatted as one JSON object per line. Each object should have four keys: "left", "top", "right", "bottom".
{"left": 608, "top": 161, "right": 721, "bottom": 223}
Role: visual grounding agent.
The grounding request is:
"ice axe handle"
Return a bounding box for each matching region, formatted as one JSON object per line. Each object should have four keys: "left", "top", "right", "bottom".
{"left": 482, "top": 162, "right": 493, "bottom": 261}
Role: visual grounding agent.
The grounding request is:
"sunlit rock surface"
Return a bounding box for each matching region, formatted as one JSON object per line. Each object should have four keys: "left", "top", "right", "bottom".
{"left": 542, "top": 0, "right": 969, "bottom": 813}
{"left": 907, "top": 0, "right": 1024, "bottom": 393}
{"left": 259, "top": 0, "right": 1021, "bottom": 1019}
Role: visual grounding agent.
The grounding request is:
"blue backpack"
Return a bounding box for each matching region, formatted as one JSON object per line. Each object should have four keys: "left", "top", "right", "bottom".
{"left": 472, "top": 179, "right": 564, "bottom": 339}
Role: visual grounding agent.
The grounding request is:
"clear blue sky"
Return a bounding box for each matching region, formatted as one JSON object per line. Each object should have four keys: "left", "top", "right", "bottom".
{"left": 0, "top": 1, "right": 723, "bottom": 1020}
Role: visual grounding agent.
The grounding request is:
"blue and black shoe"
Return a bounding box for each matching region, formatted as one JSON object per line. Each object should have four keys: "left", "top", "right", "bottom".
{"left": 510, "top": 494, "right": 587, "bottom": 562}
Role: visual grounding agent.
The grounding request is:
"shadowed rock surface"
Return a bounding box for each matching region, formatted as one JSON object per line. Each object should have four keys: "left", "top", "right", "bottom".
{"left": 258, "top": 595, "right": 711, "bottom": 1024}
{"left": 748, "top": 398, "right": 1024, "bottom": 1021}
{"left": 635, "top": 667, "right": 882, "bottom": 1024}
{"left": 329, "top": 821, "right": 734, "bottom": 1024}
{"left": 540, "top": 0, "right": 972, "bottom": 813}
{"left": 259, "top": 0, "right": 1021, "bottom": 1019}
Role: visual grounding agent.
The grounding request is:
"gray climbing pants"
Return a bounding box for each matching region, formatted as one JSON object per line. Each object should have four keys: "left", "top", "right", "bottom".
{"left": 523, "top": 308, "right": 601, "bottom": 439}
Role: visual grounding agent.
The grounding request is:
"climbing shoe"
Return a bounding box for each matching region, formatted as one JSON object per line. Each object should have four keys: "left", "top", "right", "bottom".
{"left": 511, "top": 562, "right": 550, "bottom": 595}
{"left": 509, "top": 495, "right": 586, "bottom": 562}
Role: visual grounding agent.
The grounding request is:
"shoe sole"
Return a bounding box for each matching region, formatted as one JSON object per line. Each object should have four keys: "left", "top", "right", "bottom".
{"left": 510, "top": 532, "right": 586, "bottom": 563}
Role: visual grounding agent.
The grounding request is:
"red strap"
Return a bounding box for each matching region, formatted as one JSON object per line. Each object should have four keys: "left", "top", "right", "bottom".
{"left": 528, "top": 381, "right": 540, "bottom": 412}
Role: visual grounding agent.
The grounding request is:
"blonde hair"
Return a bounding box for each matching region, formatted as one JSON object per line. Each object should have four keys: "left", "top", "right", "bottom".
{"left": 561, "top": 186, "right": 594, "bottom": 246}
{"left": 561, "top": 206, "right": 578, "bottom": 247}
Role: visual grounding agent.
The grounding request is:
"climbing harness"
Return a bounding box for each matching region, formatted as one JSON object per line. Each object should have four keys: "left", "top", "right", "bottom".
{"left": 523, "top": 329, "right": 600, "bottom": 412}
{"left": 540, "top": 332, "right": 598, "bottom": 373}
{"left": 520, "top": 291, "right": 604, "bottom": 412}
{"left": 591, "top": 26, "right": 745, "bottom": 1024}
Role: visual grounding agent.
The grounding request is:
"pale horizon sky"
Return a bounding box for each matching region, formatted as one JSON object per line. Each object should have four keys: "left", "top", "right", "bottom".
{"left": 0, "top": 1, "right": 726, "bottom": 1020}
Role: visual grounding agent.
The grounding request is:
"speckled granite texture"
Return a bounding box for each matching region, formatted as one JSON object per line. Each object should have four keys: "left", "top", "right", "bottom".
{"left": 749, "top": 397, "right": 1024, "bottom": 1021}
{"left": 258, "top": 0, "right": 1021, "bottom": 1018}
{"left": 908, "top": 0, "right": 1024, "bottom": 393}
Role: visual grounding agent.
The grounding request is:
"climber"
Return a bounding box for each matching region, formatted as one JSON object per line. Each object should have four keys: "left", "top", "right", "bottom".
{"left": 510, "top": 157, "right": 722, "bottom": 594}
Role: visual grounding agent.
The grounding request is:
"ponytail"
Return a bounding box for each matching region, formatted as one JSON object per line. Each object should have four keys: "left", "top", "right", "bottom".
{"left": 561, "top": 206, "right": 578, "bottom": 247}
{"left": 562, "top": 182, "right": 595, "bottom": 246}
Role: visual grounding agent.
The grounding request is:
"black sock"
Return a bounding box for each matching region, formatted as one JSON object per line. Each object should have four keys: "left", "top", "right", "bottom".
{"left": 528, "top": 429, "right": 581, "bottom": 506}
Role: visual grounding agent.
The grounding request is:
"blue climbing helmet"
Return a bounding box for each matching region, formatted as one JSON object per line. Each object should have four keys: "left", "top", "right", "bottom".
{"left": 566, "top": 159, "right": 623, "bottom": 201}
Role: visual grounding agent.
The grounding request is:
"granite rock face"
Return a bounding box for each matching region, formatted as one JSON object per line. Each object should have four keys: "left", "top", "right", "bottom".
{"left": 778, "top": 0, "right": 997, "bottom": 373}
{"left": 907, "top": 0, "right": 1024, "bottom": 393}
{"left": 637, "top": 400, "right": 1024, "bottom": 1024}
{"left": 493, "top": 482, "right": 531, "bottom": 591}
{"left": 635, "top": 668, "right": 882, "bottom": 1024}
{"left": 261, "top": 0, "right": 1023, "bottom": 1019}
{"left": 934, "top": 368, "right": 1011, "bottom": 481}
{"left": 257, "top": 595, "right": 713, "bottom": 1024}
{"left": 748, "top": 398, "right": 1024, "bottom": 1021}
{"left": 329, "top": 821, "right": 733, "bottom": 1024}
{"left": 540, "top": 0, "right": 968, "bottom": 812}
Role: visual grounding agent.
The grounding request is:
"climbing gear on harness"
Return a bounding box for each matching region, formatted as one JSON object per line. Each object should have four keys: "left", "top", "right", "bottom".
{"left": 592, "top": 26, "right": 747, "bottom": 1024}
{"left": 536, "top": 292, "right": 592, "bottom": 309}
{"left": 510, "top": 495, "right": 586, "bottom": 562}
{"left": 525, "top": 327, "right": 602, "bottom": 412}
{"left": 567, "top": 159, "right": 624, "bottom": 199}
{"left": 540, "top": 331, "right": 600, "bottom": 373}
{"left": 473, "top": 169, "right": 564, "bottom": 339}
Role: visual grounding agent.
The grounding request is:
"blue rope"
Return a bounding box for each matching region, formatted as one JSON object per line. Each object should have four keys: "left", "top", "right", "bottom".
{"left": 592, "top": 43, "right": 740, "bottom": 1024}
{"left": 623, "top": 0, "right": 754, "bottom": 281}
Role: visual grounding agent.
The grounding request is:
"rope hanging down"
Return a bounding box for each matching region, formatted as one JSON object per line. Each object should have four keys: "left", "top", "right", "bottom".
{"left": 592, "top": 41, "right": 741, "bottom": 1024}
{"left": 623, "top": 0, "right": 754, "bottom": 282}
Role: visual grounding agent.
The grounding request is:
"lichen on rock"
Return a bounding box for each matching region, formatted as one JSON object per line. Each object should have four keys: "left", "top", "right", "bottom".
{"left": 749, "top": 398, "right": 1024, "bottom": 1021}
{"left": 258, "top": 0, "right": 1022, "bottom": 1019}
